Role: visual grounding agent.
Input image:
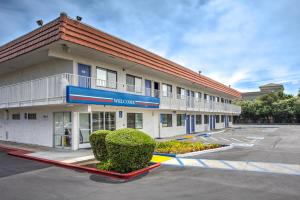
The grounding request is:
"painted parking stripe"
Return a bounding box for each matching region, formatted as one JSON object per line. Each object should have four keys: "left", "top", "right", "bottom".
{"left": 210, "top": 137, "right": 218, "bottom": 141}
{"left": 219, "top": 137, "right": 230, "bottom": 142}
{"left": 175, "top": 157, "right": 184, "bottom": 166}
{"left": 247, "top": 162, "right": 269, "bottom": 172}
{"left": 200, "top": 137, "right": 207, "bottom": 141}
{"left": 219, "top": 160, "right": 236, "bottom": 170}
{"left": 231, "top": 138, "right": 243, "bottom": 142}
{"left": 160, "top": 158, "right": 300, "bottom": 176}
{"left": 197, "top": 159, "right": 209, "bottom": 168}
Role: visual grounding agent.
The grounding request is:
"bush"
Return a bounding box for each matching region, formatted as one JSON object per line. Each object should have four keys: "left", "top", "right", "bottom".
{"left": 106, "top": 128, "right": 155, "bottom": 173}
{"left": 89, "top": 130, "right": 112, "bottom": 161}
{"left": 155, "top": 140, "right": 221, "bottom": 154}
{"left": 96, "top": 160, "right": 113, "bottom": 171}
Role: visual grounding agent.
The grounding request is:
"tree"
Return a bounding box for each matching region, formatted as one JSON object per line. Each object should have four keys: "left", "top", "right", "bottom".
{"left": 237, "top": 91, "right": 299, "bottom": 123}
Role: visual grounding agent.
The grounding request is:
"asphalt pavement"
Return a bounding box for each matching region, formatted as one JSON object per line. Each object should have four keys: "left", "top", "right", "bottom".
{"left": 0, "top": 125, "right": 299, "bottom": 200}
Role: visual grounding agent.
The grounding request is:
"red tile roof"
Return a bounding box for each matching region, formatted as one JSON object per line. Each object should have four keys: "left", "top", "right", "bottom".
{"left": 0, "top": 13, "right": 241, "bottom": 98}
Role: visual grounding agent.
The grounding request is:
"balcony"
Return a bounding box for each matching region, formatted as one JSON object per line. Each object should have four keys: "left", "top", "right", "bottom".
{"left": 0, "top": 73, "right": 241, "bottom": 114}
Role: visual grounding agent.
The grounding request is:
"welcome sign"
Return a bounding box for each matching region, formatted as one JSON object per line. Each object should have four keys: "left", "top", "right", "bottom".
{"left": 66, "top": 86, "right": 160, "bottom": 108}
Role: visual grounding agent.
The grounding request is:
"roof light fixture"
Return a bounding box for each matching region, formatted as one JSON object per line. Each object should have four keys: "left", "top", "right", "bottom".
{"left": 76, "top": 16, "right": 82, "bottom": 21}
{"left": 36, "top": 19, "right": 43, "bottom": 27}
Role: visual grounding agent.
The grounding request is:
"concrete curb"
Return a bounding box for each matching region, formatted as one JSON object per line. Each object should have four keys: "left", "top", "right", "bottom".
{"left": 0, "top": 145, "right": 161, "bottom": 180}
{"left": 176, "top": 145, "right": 234, "bottom": 157}
{"left": 154, "top": 144, "right": 234, "bottom": 158}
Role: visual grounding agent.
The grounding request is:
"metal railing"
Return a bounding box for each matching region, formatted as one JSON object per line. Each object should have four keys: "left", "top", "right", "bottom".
{"left": 0, "top": 73, "right": 241, "bottom": 114}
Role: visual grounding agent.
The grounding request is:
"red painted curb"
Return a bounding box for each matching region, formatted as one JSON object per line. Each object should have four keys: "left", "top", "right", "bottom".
{"left": 0, "top": 145, "right": 161, "bottom": 180}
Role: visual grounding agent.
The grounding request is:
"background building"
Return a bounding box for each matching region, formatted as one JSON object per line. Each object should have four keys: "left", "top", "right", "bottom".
{"left": 242, "top": 83, "right": 284, "bottom": 100}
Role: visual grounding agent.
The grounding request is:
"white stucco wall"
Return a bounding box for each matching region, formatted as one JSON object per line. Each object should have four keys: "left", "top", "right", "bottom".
{"left": 0, "top": 58, "right": 73, "bottom": 86}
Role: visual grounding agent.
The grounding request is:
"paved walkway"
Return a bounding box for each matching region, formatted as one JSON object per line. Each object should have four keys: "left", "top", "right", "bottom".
{"left": 159, "top": 157, "right": 300, "bottom": 176}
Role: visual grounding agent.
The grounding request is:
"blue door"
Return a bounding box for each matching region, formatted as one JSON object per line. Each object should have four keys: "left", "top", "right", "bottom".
{"left": 213, "top": 115, "right": 216, "bottom": 129}
{"left": 145, "top": 80, "right": 151, "bottom": 96}
{"left": 209, "top": 115, "right": 215, "bottom": 130}
{"left": 225, "top": 115, "right": 228, "bottom": 127}
{"left": 186, "top": 115, "right": 190, "bottom": 134}
{"left": 191, "top": 115, "right": 195, "bottom": 133}
{"left": 78, "top": 64, "right": 91, "bottom": 88}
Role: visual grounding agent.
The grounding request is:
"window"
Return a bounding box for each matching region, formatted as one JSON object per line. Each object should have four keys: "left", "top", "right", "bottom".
{"left": 177, "top": 114, "right": 185, "bottom": 126}
{"left": 195, "top": 92, "right": 202, "bottom": 101}
{"left": 162, "top": 83, "right": 172, "bottom": 97}
{"left": 161, "top": 114, "right": 172, "bottom": 127}
{"left": 229, "top": 116, "right": 232, "bottom": 122}
{"left": 126, "top": 74, "right": 142, "bottom": 93}
{"left": 92, "top": 112, "right": 104, "bottom": 131}
{"left": 12, "top": 113, "right": 20, "bottom": 120}
{"left": 96, "top": 67, "right": 117, "bottom": 89}
{"left": 221, "top": 115, "right": 225, "bottom": 122}
{"left": 216, "top": 115, "right": 220, "bottom": 123}
{"left": 229, "top": 100, "right": 232, "bottom": 104}
{"left": 204, "top": 94, "right": 208, "bottom": 100}
{"left": 177, "top": 87, "right": 185, "bottom": 99}
{"left": 28, "top": 113, "right": 37, "bottom": 120}
{"left": 221, "top": 98, "right": 224, "bottom": 103}
{"left": 127, "top": 113, "right": 143, "bottom": 129}
{"left": 204, "top": 115, "right": 209, "bottom": 124}
{"left": 216, "top": 97, "right": 220, "bottom": 102}
{"left": 196, "top": 115, "right": 202, "bottom": 125}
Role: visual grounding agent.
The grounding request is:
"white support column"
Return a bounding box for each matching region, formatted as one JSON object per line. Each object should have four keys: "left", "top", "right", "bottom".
{"left": 72, "top": 111, "right": 79, "bottom": 151}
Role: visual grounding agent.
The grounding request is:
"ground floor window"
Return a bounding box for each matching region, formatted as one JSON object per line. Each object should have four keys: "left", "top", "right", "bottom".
{"left": 161, "top": 114, "right": 172, "bottom": 127}
{"left": 196, "top": 115, "right": 202, "bottom": 124}
{"left": 216, "top": 115, "right": 220, "bottom": 123}
{"left": 92, "top": 112, "right": 116, "bottom": 132}
{"left": 54, "top": 112, "right": 72, "bottom": 148}
{"left": 204, "top": 115, "right": 209, "bottom": 124}
{"left": 12, "top": 113, "right": 20, "bottom": 120}
{"left": 221, "top": 115, "right": 225, "bottom": 122}
{"left": 127, "top": 113, "right": 143, "bottom": 129}
{"left": 79, "top": 113, "right": 91, "bottom": 144}
{"left": 177, "top": 114, "right": 185, "bottom": 126}
{"left": 229, "top": 116, "right": 232, "bottom": 122}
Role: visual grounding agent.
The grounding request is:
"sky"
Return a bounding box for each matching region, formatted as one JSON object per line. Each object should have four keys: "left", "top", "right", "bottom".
{"left": 0, "top": 0, "right": 299, "bottom": 95}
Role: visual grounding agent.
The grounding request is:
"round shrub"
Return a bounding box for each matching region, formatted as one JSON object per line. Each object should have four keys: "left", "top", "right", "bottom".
{"left": 106, "top": 128, "right": 155, "bottom": 173}
{"left": 89, "top": 130, "right": 112, "bottom": 161}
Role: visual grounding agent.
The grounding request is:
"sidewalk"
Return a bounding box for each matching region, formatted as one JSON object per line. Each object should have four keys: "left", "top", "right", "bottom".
{"left": 0, "top": 141, "right": 93, "bottom": 163}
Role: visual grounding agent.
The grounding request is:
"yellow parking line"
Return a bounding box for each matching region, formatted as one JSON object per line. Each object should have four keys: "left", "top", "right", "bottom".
{"left": 151, "top": 155, "right": 173, "bottom": 163}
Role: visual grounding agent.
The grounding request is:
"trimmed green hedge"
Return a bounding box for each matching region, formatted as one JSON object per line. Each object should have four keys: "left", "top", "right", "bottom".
{"left": 106, "top": 128, "right": 155, "bottom": 173}
{"left": 89, "top": 130, "right": 112, "bottom": 161}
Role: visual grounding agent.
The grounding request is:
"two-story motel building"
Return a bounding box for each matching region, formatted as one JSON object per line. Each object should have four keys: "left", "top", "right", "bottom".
{"left": 0, "top": 13, "right": 241, "bottom": 150}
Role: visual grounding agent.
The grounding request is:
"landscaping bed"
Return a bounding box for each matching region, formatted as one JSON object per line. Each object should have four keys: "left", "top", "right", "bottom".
{"left": 155, "top": 140, "right": 221, "bottom": 154}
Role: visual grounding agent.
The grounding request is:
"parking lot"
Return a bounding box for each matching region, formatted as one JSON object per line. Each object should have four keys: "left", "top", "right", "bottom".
{"left": 0, "top": 125, "right": 300, "bottom": 200}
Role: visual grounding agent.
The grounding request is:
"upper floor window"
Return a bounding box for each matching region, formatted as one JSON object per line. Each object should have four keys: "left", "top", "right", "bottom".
{"left": 96, "top": 67, "right": 117, "bottom": 89}
{"left": 195, "top": 92, "right": 202, "bottom": 101}
{"left": 177, "top": 87, "right": 185, "bottom": 99}
{"left": 162, "top": 83, "right": 172, "bottom": 97}
{"left": 126, "top": 74, "right": 142, "bottom": 93}
{"left": 204, "top": 94, "right": 208, "bottom": 101}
